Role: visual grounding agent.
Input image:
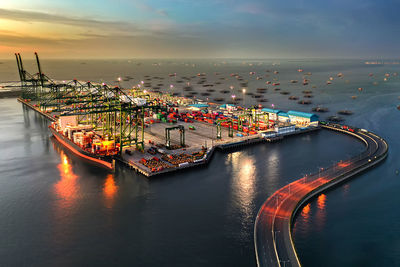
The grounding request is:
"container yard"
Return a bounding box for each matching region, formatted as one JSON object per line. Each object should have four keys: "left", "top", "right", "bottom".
{"left": 15, "top": 53, "right": 320, "bottom": 177}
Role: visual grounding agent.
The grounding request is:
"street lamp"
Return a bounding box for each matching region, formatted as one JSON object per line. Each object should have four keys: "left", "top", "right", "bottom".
{"left": 169, "top": 84, "right": 173, "bottom": 98}
{"left": 242, "top": 88, "right": 246, "bottom": 107}
{"left": 232, "top": 94, "right": 236, "bottom": 105}
{"left": 272, "top": 230, "right": 280, "bottom": 241}
{"left": 280, "top": 260, "right": 290, "bottom": 267}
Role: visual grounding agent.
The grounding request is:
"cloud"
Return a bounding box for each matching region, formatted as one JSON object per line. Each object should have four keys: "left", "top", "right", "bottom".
{"left": 0, "top": 8, "right": 144, "bottom": 35}
{"left": 0, "top": 8, "right": 226, "bottom": 58}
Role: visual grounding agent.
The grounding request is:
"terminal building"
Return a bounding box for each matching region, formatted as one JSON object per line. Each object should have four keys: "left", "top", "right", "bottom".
{"left": 261, "top": 108, "right": 318, "bottom": 127}
{"left": 287, "top": 111, "right": 319, "bottom": 126}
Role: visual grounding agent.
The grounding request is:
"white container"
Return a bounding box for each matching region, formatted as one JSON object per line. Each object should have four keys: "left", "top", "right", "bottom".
{"left": 179, "top": 162, "right": 189, "bottom": 167}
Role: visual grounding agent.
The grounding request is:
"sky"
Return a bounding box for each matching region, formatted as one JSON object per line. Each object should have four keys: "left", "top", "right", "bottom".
{"left": 0, "top": 0, "right": 399, "bottom": 59}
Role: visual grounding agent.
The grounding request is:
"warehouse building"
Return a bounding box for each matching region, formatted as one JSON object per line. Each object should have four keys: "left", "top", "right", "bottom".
{"left": 287, "top": 111, "right": 319, "bottom": 126}
{"left": 261, "top": 108, "right": 282, "bottom": 121}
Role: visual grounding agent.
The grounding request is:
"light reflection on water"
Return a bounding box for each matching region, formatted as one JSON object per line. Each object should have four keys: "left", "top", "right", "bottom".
{"left": 52, "top": 147, "right": 81, "bottom": 250}
{"left": 227, "top": 151, "right": 257, "bottom": 233}
{"left": 266, "top": 148, "right": 280, "bottom": 184}
{"left": 316, "top": 194, "right": 326, "bottom": 230}
{"left": 103, "top": 174, "right": 118, "bottom": 209}
{"left": 54, "top": 150, "right": 79, "bottom": 211}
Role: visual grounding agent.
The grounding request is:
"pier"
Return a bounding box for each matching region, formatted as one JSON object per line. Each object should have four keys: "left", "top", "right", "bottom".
{"left": 14, "top": 53, "right": 325, "bottom": 177}
{"left": 254, "top": 124, "right": 388, "bottom": 267}
{"left": 18, "top": 96, "right": 320, "bottom": 177}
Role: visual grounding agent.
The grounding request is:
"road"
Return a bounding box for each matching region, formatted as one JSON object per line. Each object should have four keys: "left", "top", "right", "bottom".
{"left": 254, "top": 124, "right": 388, "bottom": 267}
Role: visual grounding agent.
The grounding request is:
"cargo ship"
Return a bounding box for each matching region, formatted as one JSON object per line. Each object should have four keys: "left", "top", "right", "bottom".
{"left": 49, "top": 116, "right": 117, "bottom": 170}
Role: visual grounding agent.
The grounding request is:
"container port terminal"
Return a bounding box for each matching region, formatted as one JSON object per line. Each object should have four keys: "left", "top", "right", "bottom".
{"left": 14, "top": 53, "right": 389, "bottom": 266}
{"left": 15, "top": 53, "right": 320, "bottom": 177}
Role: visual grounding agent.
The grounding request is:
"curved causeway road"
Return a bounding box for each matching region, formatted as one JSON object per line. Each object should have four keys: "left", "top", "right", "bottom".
{"left": 254, "top": 124, "right": 388, "bottom": 267}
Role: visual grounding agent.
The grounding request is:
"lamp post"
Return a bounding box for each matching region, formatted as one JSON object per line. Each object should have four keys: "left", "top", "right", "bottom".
{"left": 272, "top": 230, "right": 280, "bottom": 241}
{"left": 242, "top": 88, "right": 246, "bottom": 107}
{"left": 280, "top": 260, "right": 290, "bottom": 267}
{"left": 232, "top": 94, "right": 236, "bottom": 105}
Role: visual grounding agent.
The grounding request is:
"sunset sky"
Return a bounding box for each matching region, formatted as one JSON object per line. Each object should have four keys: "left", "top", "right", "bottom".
{"left": 0, "top": 0, "right": 399, "bottom": 59}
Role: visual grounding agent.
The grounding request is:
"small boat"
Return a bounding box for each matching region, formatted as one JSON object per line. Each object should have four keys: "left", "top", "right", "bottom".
{"left": 326, "top": 81, "right": 332, "bottom": 85}
{"left": 338, "top": 110, "right": 353, "bottom": 115}
{"left": 290, "top": 80, "right": 298, "bottom": 83}
{"left": 272, "top": 82, "right": 280, "bottom": 86}
{"left": 351, "top": 95, "right": 357, "bottom": 99}
{"left": 298, "top": 69, "right": 304, "bottom": 72}
{"left": 312, "top": 106, "right": 329, "bottom": 112}
{"left": 288, "top": 96, "right": 299, "bottom": 100}
{"left": 298, "top": 100, "right": 312, "bottom": 105}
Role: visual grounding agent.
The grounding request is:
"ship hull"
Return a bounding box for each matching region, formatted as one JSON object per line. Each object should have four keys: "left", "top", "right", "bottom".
{"left": 49, "top": 126, "right": 114, "bottom": 170}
